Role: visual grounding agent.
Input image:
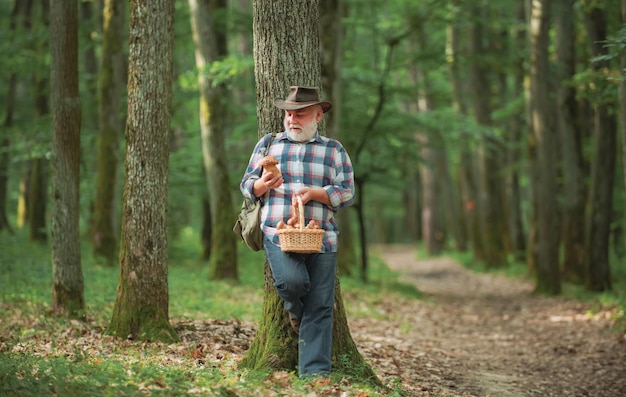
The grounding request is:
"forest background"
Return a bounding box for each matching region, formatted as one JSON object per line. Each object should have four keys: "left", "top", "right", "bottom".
{"left": 1, "top": 0, "right": 626, "bottom": 394}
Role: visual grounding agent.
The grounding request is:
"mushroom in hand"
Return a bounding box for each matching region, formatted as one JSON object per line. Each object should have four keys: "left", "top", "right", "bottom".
{"left": 258, "top": 156, "right": 281, "bottom": 178}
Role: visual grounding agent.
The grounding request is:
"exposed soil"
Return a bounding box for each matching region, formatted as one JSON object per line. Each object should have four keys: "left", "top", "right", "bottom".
{"left": 354, "top": 245, "right": 626, "bottom": 396}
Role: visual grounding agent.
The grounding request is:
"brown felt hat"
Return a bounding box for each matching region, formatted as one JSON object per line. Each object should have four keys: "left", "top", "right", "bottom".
{"left": 273, "top": 86, "right": 332, "bottom": 113}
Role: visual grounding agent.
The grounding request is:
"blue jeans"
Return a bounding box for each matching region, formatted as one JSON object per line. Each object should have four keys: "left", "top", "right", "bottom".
{"left": 264, "top": 236, "right": 337, "bottom": 377}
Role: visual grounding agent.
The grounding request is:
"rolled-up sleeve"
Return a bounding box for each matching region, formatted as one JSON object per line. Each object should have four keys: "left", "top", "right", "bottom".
{"left": 324, "top": 144, "right": 354, "bottom": 210}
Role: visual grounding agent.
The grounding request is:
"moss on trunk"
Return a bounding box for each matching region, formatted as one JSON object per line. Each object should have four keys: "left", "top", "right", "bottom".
{"left": 240, "top": 263, "right": 382, "bottom": 388}
{"left": 239, "top": 262, "right": 298, "bottom": 370}
{"left": 107, "top": 301, "right": 178, "bottom": 343}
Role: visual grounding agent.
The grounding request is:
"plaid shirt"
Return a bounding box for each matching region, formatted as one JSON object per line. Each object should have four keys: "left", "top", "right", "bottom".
{"left": 240, "top": 132, "right": 355, "bottom": 252}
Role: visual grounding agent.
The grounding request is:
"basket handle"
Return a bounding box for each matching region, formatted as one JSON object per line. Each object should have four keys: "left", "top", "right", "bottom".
{"left": 297, "top": 195, "right": 305, "bottom": 230}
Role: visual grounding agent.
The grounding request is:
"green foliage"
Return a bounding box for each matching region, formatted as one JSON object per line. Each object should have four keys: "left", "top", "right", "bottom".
{"left": 180, "top": 55, "right": 255, "bottom": 90}
{"left": 0, "top": 351, "right": 262, "bottom": 397}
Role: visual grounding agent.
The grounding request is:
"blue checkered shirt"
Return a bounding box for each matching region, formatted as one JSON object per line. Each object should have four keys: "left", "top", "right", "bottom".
{"left": 240, "top": 132, "right": 355, "bottom": 252}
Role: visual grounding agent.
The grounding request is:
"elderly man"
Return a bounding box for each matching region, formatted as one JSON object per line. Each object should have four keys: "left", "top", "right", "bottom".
{"left": 239, "top": 86, "right": 355, "bottom": 377}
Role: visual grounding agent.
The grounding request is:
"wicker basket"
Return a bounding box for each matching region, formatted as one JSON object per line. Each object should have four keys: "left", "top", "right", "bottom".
{"left": 277, "top": 196, "right": 325, "bottom": 253}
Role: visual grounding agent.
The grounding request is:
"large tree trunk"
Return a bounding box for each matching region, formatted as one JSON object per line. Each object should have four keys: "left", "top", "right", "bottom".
{"left": 240, "top": 0, "right": 379, "bottom": 383}
{"left": 468, "top": 4, "right": 507, "bottom": 268}
{"left": 584, "top": 6, "right": 616, "bottom": 292}
{"left": 446, "top": 5, "right": 474, "bottom": 253}
{"left": 410, "top": 29, "right": 447, "bottom": 255}
{"left": 530, "top": 0, "right": 561, "bottom": 295}
{"left": 92, "top": 0, "right": 126, "bottom": 266}
{"left": 49, "top": 0, "right": 84, "bottom": 318}
{"left": 189, "top": 0, "right": 238, "bottom": 281}
{"left": 555, "top": 0, "right": 586, "bottom": 283}
{"left": 107, "top": 0, "right": 178, "bottom": 343}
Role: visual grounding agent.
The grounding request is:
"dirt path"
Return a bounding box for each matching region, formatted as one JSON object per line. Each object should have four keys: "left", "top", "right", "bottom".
{"left": 350, "top": 245, "right": 626, "bottom": 397}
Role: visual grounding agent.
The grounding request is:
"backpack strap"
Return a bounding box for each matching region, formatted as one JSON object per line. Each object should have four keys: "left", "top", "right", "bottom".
{"left": 261, "top": 132, "right": 277, "bottom": 156}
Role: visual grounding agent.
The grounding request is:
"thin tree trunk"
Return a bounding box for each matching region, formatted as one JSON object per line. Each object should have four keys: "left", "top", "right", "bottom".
{"left": 32, "top": 0, "right": 50, "bottom": 241}
{"left": 50, "top": 0, "right": 84, "bottom": 318}
{"left": 468, "top": 4, "right": 506, "bottom": 268}
{"left": 189, "top": 0, "right": 238, "bottom": 281}
{"left": 620, "top": 0, "right": 626, "bottom": 219}
{"left": 80, "top": 0, "right": 99, "bottom": 133}
{"left": 412, "top": 27, "right": 447, "bottom": 255}
{"left": 17, "top": 166, "right": 29, "bottom": 229}
{"left": 402, "top": 169, "right": 421, "bottom": 242}
{"left": 200, "top": 196, "right": 212, "bottom": 260}
{"left": 320, "top": 0, "right": 356, "bottom": 275}
{"left": 446, "top": 5, "right": 474, "bottom": 253}
{"left": 584, "top": 6, "right": 616, "bottom": 292}
{"left": 556, "top": 0, "right": 586, "bottom": 283}
{"left": 0, "top": 0, "right": 24, "bottom": 234}
{"left": 107, "top": 0, "right": 178, "bottom": 342}
{"left": 28, "top": 157, "right": 47, "bottom": 242}
{"left": 508, "top": 2, "right": 528, "bottom": 262}
{"left": 92, "top": 0, "right": 126, "bottom": 265}
{"left": 0, "top": 132, "right": 10, "bottom": 233}
{"left": 530, "top": 0, "right": 561, "bottom": 295}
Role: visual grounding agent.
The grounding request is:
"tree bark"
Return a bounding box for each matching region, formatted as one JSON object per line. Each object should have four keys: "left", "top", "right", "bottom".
{"left": 32, "top": 1, "right": 50, "bottom": 242}
{"left": 410, "top": 26, "right": 447, "bottom": 255}
{"left": 28, "top": 157, "right": 47, "bottom": 242}
{"left": 92, "top": 0, "right": 126, "bottom": 265}
{"left": 555, "top": 0, "right": 586, "bottom": 283}
{"left": 240, "top": 0, "right": 379, "bottom": 383}
{"left": 468, "top": 4, "right": 507, "bottom": 268}
{"left": 19, "top": 0, "right": 49, "bottom": 242}
{"left": 530, "top": 0, "right": 561, "bottom": 295}
{"left": 50, "top": 0, "right": 84, "bottom": 318}
{"left": 0, "top": 0, "right": 25, "bottom": 234}
{"left": 446, "top": 4, "right": 474, "bottom": 253}
{"left": 30, "top": 67, "right": 49, "bottom": 243}
{"left": 414, "top": 22, "right": 448, "bottom": 255}
{"left": 189, "top": 0, "right": 238, "bottom": 281}
{"left": 507, "top": 2, "right": 528, "bottom": 262}
{"left": 620, "top": 0, "right": 626, "bottom": 239}
{"left": 0, "top": 133, "right": 10, "bottom": 233}
{"left": 584, "top": 5, "right": 616, "bottom": 292}
{"left": 107, "top": 0, "right": 178, "bottom": 342}
{"left": 80, "top": 0, "right": 99, "bottom": 133}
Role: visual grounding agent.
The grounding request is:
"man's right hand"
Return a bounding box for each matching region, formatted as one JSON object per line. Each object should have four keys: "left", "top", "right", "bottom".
{"left": 253, "top": 171, "right": 283, "bottom": 197}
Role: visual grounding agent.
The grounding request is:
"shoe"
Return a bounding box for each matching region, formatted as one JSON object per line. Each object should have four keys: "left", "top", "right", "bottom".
{"left": 289, "top": 314, "right": 300, "bottom": 335}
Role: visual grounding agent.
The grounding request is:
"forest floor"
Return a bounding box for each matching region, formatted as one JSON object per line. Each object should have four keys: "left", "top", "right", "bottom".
{"left": 357, "top": 244, "right": 626, "bottom": 396}
{"left": 4, "top": 244, "right": 625, "bottom": 396}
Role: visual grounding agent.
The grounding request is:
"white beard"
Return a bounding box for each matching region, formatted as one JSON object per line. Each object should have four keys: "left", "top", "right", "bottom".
{"left": 285, "top": 118, "right": 318, "bottom": 142}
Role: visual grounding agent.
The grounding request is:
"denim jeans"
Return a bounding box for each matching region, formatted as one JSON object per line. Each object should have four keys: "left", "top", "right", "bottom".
{"left": 264, "top": 236, "right": 337, "bottom": 377}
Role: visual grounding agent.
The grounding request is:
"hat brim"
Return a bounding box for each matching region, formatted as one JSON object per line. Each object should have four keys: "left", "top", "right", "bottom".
{"left": 274, "top": 99, "right": 332, "bottom": 113}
